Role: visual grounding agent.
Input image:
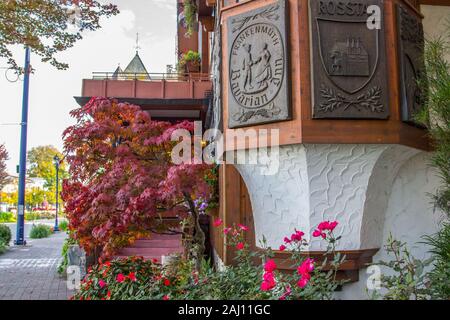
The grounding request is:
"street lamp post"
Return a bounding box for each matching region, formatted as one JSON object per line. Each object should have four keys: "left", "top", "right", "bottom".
{"left": 15, "top": 47, "right": 31, "bottom": 246}
{"left": 53, "top": 155, "right": 60, "bottom": 232}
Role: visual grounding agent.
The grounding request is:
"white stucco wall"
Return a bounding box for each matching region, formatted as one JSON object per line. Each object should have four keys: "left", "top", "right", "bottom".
{"left": 337, "top": 152, "right": 444, "bottom": 299}
{"left": 232, "top": 143, "right": 443, "bottom": 299}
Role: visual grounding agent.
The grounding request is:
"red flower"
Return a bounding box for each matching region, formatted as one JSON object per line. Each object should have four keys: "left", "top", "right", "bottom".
{"left": 283, "top": 237, "right": 291, "bottom": 244}
{"left": 152, "top": 258, "right": 159, "bottom": 264}
{"left": 107, "top": 291, "right": 111, "bottom": 299}
{"left": 163, "top": 278, "right": 171, "bottom": 286}
{"left": 279, "top": 244, "right": 286, "bottom": 251}
{"left": 238, "top": 224, "right": 249, "bottom": 231}
{"left": 116, "top": 273, "right": 125, "bottom": 283}
{"left": 261, "top": 272, "right": 276, "bottom": 291}
{"left": 127, "top": 272, "right": 137, "bottom": 282}
{"left": 290, "top": 230, "right": 305, "bottom": 242}
{"left": 236, "top": 242, "right": 245, "bottom": 250}
{"left": 312, "top": 229, "right": 326, "bottom": 239}
{"left": 297, "top": 258, "right": 315, "bottom": 275}
{"left": 104, "top": 261, "right": 111, "bottom": 267}
{"left": 163, "top": 295, "right": 170, "bottom": 300}
{"left": 223, "top": 227, "right": 232, "bottom": 234}
{"left": 213, "top": 218, "right": 223, "bottom": 227}
{"left": 98, "top": 279, "right": 106, "bottom": 288}
{"left": 297, "top": 276, "right": 310, "bottom": 288}
{"left": 264, "top": 259, "right": 277, "bottom": 273}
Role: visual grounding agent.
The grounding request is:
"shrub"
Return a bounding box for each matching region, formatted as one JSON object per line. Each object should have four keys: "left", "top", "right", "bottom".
{"left": 72, "top": 256, "right": 159, "bottom": 300}
{"left": 59, "top": 220, "right": 69, "bottom": 232}
{"left": 0, "top": 240, "right": 6, "bottom": 254}
{"left": 58, "top": 236, "right": 78, "bottom": 275}
{"left": 0, "top": 212, "right": 15, "bottom": 223}
{"left": 29, "top": 224, "right": 53, "bottom": 239}
{"left": 0, "top": 224, "right": 11, "bottom": 245}
{"left": 370, "top": 234, "right": 433, "bottom": 300}
{"left": 73, "top": 220, "right": 345, "bottom": 300}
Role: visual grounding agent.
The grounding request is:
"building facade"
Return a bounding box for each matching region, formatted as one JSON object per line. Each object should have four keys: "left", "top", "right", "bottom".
{"left": 203, "top": 0, "right": 449, "bottom": 299}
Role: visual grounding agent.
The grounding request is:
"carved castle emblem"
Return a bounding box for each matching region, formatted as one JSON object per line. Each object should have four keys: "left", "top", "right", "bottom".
{"left": 227, "top": 0, "right": 291, "bottom": 128}
{"left": 327, "top": 37, "right": 369, "bottom": 77}
{"left": 311, "top": 0, "right": 389, "bottom": 119}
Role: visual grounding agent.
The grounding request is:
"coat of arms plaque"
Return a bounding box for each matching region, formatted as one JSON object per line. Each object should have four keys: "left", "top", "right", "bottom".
{"left": 310, "top": 0, "right": 389, "bottom": 119}
{"left": 227, "top": 0, "right": 291, "bottom": 128}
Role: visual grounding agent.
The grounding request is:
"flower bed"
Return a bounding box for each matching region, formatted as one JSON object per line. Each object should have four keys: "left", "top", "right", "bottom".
{"left": 73, "top": 220, "right": 344, "bottom": 300}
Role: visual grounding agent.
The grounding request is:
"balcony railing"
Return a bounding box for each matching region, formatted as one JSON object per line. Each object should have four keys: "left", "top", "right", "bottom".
{"left": 82, "top": 72, "right": 213, "bottom": 100}
{"left": 91, "top": 72, "right": 211, "bottom": 82}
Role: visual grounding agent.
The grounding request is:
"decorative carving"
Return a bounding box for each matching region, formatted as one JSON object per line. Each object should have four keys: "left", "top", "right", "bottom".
{"left": 231, "top": 5, "right": 280, "bottom": 33}
{"left": 397, "top": 5, "right": 426, "bottom": 125}
{"left": 310, "top": 0, "right": 389, "bottom": 119}
{"left": 227, "top": 0, "right": 291, "bottom": 128}
{"left": 319, "top": 85, "right": 383, "bottom": 113}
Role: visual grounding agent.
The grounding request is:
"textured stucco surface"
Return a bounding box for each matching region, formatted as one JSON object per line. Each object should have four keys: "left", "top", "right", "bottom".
{"left": 232, "top": 143, "right": 443, "bottom": 299}
{"left": 234, "top": 144, "right": 421, "bottom": 250}
{"left": 337, "top": 152, "right": 444, "bottom": 299}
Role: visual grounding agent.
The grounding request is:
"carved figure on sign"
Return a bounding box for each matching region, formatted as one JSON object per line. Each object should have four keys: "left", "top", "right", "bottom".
{"left": 242, "top": 44, "right": 255, "bottom": 92}
{"left": 254, "top": 43, "right": 273, "bottom": 90}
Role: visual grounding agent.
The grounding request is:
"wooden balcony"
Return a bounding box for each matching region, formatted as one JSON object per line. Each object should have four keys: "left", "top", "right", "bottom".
{"left": 76, "top": 72, "right": 213, "bottom": 122}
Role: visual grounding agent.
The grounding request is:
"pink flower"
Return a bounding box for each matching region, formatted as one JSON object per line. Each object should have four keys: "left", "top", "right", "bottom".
{"left": 261, "top": 272, "right": 276, "bottom": 291}
{"left": 116, "top": 273, "right": 125, "bottom": 283}
{"left": 264, "top": 259, "right": 277, "bottom": 273}
{"left": 297, "top": 258, "right": 315, "bottom": 275}
{"left": 329, "top": 221, "right": 338, "bottom": 231}
{"left": 317, "top": 221, "right": 330, "bottom": 231}
{"left": 163, "top": 295, "right": 170, "bottom": 300}
{"left": 290, "top": 230, "right": 305, "bottom": 242}
{"left": 297, "top": 276, "right": 310, "bottom": 288}
{"left": 236, "top": 242, "right": 245, "bottom": 250}
{"left": 313, "top": 230, "right": 326, "bottom": 239}
{"left": 279, "top": 244, "right": 286, "bottom": 251}
{"left": 238, "top": 224, "right": 249, "bottom": 231}
{"left": 223, "top": 227, "right": 232, "bottom": 234}
{"left": 98, "top": 279, "right": 106, "bottom": 288}
{"left": 283, "top": 237, "right": 291, "bottom": 244}
{"left": 213, "top": 218, "right": 223, "bottom": 227}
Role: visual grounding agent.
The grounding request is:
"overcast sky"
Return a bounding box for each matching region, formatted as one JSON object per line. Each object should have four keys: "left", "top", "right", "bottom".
{"left": 0, "top": 0, "right": 177, "bottom": 174}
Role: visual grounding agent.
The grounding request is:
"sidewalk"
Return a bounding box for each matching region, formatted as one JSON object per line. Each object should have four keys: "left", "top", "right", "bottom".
{"left": 0, "top": 232, "right": 74, "bottom": 300}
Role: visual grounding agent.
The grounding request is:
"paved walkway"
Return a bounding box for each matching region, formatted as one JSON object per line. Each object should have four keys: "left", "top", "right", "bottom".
{"left": 0, "top": 232, "right": 74, "bottom": 300}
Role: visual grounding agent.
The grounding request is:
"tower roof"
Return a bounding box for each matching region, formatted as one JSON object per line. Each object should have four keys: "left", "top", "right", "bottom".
{"left": 123, "top": 52, "right": 150, "bottom": 79}
{"left": 111, "top": 65, "right": 123, "bottom": 79}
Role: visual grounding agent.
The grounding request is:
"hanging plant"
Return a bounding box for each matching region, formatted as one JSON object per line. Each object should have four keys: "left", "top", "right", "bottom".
{"left": 178, "top": 50, "right": 201, "bottom": 73}
{"left": 183, "top": 0, "right": 198, "bottom": 38}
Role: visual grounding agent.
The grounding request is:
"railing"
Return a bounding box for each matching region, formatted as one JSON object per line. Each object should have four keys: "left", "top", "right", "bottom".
{"left": 91, "top": 72, "right": 211, "bottom": 82}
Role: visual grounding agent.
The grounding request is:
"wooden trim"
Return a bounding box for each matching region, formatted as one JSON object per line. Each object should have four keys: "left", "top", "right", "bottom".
{"left": 270, "top": 248, "right": 380, "bottom": 282}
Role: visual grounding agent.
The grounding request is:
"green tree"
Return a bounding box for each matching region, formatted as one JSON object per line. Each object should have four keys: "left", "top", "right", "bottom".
{"left": 0, "top": 144, "right": 9, "bottom": 191}
{"left": 27, "top": 145, "right": 68, "bottom": 192}
{"left": 25, "top": 187, "right": 46, "bottom": 208}
{"left": 0, "top": 0, "right": 119, "bottom": 71}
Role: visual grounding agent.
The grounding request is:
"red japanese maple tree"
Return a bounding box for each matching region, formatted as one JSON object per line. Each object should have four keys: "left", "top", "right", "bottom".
{"left": 62, "top": 98, "right": 212, "bottom": 258}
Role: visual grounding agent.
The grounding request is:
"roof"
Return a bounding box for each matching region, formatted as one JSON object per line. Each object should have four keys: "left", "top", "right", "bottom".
{"left": 123, "top": 52, "right": 150, "bottom": 79}
{"left": 111, "top": 65, "right": 123, "bottom": 79}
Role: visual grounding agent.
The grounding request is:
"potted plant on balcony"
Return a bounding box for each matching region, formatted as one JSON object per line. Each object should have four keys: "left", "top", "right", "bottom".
{"left": 178, "top": 50, "right": 201, "bottom": 73}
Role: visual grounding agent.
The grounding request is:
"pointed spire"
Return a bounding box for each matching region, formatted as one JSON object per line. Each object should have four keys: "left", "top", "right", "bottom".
{"left": 124, "top": 52, "right": 150, "bottom": 79}
{"left": 134, "top": 32, "right": 141, "bottom": 53}
{"left": 111, "top": 64, "right": 123, "bottom": 79}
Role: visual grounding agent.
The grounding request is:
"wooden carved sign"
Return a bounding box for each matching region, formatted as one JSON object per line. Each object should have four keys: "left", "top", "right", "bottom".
{"left": 227, "top": 0, "right": 291, "bottom": 128}
{"left": 397, "top": 4, "right": 426, "bottom": 125}
{"left": 310, "top": 0, "right": 389, "bottom": 119}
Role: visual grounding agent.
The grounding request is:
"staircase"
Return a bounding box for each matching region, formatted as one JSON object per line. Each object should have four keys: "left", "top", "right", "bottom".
{"left": 114, "top": 233, "right": 183, "bottom": 263}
